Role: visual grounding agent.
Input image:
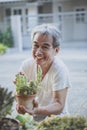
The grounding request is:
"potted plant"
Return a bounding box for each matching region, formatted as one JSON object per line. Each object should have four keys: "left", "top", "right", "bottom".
{"left": 0, "top": 86, "right": 19, "bottom": 130}
{"left": 14, "top": 66, "right": 42, "bottom": 110}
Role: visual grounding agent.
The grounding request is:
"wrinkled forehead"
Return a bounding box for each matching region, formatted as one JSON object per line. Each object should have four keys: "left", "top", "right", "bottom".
{"left": 33, "top": 32, "right": 53, "bottom": 44}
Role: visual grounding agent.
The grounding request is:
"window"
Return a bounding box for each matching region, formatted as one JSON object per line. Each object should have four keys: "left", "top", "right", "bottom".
{"left": 13, "top": 9, "right": 22, "bottom": 15}
{"left": 58, "top": 6, "right": 62, "bottom": 22}
{"left": 25, "top": 9, "right": 28, "bottom": 15}
{"left": 5, "top": 8, "right": 11, "bottom": 16}
{"left": 76, "top": 8, "right": 85, "bottom": 23}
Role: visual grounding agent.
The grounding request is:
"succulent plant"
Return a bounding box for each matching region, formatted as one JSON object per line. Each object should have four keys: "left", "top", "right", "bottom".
{"left": 0, "top": 86, "right": 14, "bottom": 117}
{"left": 14, "top": 65, "right": 42, "bottom": 96}
{"left": 16, "top": 113, "right": 37, "bottom": 130}
{"left": 37, "top": 115, "right": 87, "bottom": 130}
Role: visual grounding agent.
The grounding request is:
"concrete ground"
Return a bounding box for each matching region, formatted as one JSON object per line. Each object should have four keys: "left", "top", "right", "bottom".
{"left": 0, "top": 46, "right": 87, "bottom": 117}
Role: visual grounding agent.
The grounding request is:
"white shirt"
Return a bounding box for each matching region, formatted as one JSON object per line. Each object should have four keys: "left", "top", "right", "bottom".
{"left": 19, "top": 56, "right": 71, "bottom": 116}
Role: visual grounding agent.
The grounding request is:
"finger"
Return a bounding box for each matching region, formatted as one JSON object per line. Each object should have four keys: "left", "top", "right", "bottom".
{"left": 33, "top": 99, "right": 38, "bottom": 107}
{"left": 21, "top": 106, "right": 33, "bottom": 115}
{"left": 16, "top": 104, "right": 19, "bottom": 111}
{"left": 16, "top": 104, "right": 21, "bottom": 113}
{"left": 13, "top": 80, "right": 16, "bottom": 84}
{"left": 19, "top": 106, "right": 27, "bottom": 114}
{"left": 16, "top": 104, "right": 25, "bottom": 114}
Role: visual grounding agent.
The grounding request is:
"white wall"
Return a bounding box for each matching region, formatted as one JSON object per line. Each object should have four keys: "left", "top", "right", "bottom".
{"left": 11, "top": 15, "right": 23, "bottom": 51}
{"left": 28, "top": 5, "right": 38, "bottom": 31}
{"left": 22, "top": 5, "right": 38, "bottom": 49}
{"left": 0, "top": 0, "right": 24, "bottom": 2}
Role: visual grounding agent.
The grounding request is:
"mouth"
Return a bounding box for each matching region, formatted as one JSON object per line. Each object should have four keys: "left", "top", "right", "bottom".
{"left": 34, "top": 55, "right": 45, "bottom": 64}
{"left": 34, "top": 53, "right": 44, "bottom": 60}
{"left": 36, "top": 55, "right": 43, "bottom": 60}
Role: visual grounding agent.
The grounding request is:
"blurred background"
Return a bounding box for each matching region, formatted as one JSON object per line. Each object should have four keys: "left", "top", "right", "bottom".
{"left": 0, "top": 0, "right": 87, "bottom": 50}
{"left": 0, "top": 0, "right": 87, "bottom": 117}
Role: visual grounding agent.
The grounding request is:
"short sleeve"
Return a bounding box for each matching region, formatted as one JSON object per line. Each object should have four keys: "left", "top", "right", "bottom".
{"left": 52, "top": 67, "right": 71, "bottom": 91}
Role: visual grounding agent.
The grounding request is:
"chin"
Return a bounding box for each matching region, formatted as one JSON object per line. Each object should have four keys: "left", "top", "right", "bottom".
{"left": 36, "top": 59, "right": 45, "bottom": 66}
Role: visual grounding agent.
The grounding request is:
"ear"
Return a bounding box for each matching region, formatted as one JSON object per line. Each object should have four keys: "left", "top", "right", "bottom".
{"left": 55, "top": 46, "right": 60, "bottom": 54}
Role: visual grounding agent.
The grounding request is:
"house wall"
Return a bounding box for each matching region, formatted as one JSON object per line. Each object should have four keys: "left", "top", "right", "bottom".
{"left": 28, "top": 5, "right": 38, "bottom": 30}
{"left": 11, "top": 15, "right": 23, "bottom": 51}
{"left": 62, "top": 1, "right": 74, "bottom": 41}
{"left": 0, "top": 7, "right": 3, "bottom": 22}
{"left": 0, "top": 7, "right": 5, "bottom": 31}
{"left": 73, "top": 0, "right": 87, "bottom": 41}
{"left": 53, "top": 1, "right": 74, "bottom": 41}
{"left": 23, "top": 5, "right": 38, "bottom": 49}
{"left": 0, "top": 0, "right": 87, "bottom": 50}
{"left": 53, "top": 0, "right": 87, "bottom": 41}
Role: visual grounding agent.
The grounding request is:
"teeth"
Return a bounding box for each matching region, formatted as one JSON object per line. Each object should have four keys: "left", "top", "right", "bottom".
{"left": 36, "top": 56, "right": 42, "bottom": 59}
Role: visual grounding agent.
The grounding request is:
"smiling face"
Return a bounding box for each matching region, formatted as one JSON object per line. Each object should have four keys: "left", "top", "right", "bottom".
{"left": 32, "top": 33, "right": 59, "bottom": 68}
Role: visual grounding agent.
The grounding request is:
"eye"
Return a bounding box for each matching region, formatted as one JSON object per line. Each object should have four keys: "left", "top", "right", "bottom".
{"left": 33, "top": 44, "right": 39, "bottom": 49}
{"left": 42, "top": 46, "right": 49, "bottom": 50}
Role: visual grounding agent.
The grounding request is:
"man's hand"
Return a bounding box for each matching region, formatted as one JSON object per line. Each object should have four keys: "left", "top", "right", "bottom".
{"left": 16, "top": 99, "right": 38, "bottom": 115}
{"left": 16, "top": 104, "right": 34, "bottom": 115}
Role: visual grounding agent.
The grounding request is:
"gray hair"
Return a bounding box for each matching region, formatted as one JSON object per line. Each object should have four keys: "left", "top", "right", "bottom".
{"left": 31, "top": 24, "right": 61, "bottom": 47}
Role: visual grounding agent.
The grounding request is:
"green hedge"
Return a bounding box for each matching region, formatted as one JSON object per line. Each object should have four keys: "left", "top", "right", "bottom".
{"left": 0, "top": 26, "right": 14, "bottom": 48}
{"left": 0, "top": 43, "right": 7, "bottom": 54}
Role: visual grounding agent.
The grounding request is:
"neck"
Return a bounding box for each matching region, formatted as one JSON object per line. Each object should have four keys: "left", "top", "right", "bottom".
{"left": 41, "top": 60, "right": 53, "bottom": 79}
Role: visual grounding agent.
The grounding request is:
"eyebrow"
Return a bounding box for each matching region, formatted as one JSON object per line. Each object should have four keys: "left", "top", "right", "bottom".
{"left": 43, "top": 43, "right": 51, "bottom": 47}
{"left": 33, "top": 41, "right": 51, "bottom": 47}
{"left": 33, "top": 41, "right": 38, "bottom": 44}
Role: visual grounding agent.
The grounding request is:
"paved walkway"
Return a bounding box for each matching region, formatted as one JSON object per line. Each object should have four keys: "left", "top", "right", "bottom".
{"left": 0, "top": 47, "right": 87, "bottom": 117}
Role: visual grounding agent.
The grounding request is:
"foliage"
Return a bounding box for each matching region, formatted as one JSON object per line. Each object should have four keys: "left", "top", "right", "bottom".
{"left": 0, "top": 43, "right": 7, "bottom": 54}
{"left": 0, "top": 26, "right": 14, "bottom": 48}
{"left": 15, "top": 72, "right": 37, "bottom": 95}
{"left": 14, "top": 66, "right": 42, "bottom": 96}
{"left": 0, "top": 31, "right": 3, "bottom": 42}
{"left": 0, "top": 86, "right": 14, "bottom": 117}
{"left": 37, "top": 115, "right": 87, "bottom": 130}
{"left": 16, "top": 114, "right": 87, "bottom": 130}
{"left": 16, "top": 113, "right": 37, "bottom": 130}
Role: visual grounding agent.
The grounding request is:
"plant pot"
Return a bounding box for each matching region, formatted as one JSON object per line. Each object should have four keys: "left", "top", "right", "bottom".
{"left": 0, "top": 117, "right": 19, "bottom": 130}
{"left": 15, "top": 94, "right": 36, "bottom": 111}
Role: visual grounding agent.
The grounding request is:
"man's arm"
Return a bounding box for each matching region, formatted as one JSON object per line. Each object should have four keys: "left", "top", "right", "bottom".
{"left": 34, "top": 87, "right": 68, "bottom": 115}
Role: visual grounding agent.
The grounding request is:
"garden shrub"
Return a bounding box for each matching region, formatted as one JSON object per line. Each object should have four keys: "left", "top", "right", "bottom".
{"left": 0, "top": 43, "right": 7, "bottom": 54}
{"left": 0, "top": 26, "right": 14, "bottom": 48}
{"left": 37, "top": 115, "right": 87, "bottom": 130}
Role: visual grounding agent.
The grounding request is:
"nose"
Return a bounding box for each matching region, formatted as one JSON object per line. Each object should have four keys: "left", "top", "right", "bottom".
{"left": 36, "top": 47, "right": 43, "bottom": 54}
{"left": 35, "top": 48, "right": 43, "bottom": 57}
